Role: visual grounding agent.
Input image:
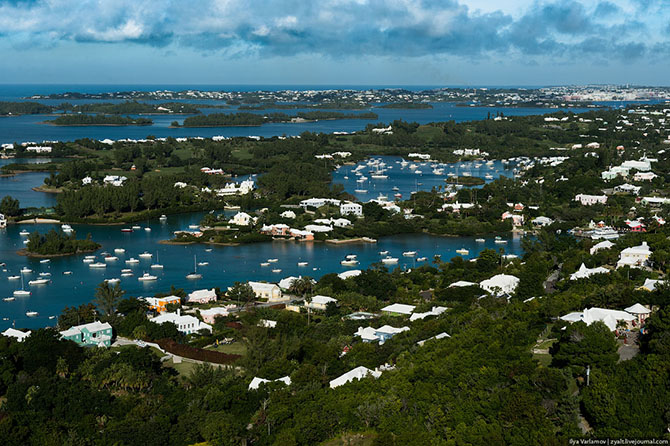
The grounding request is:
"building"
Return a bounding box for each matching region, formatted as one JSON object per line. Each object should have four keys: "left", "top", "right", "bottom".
{"left": 531, "top": 216, "right": 554, "bottom": 227}
{"left": 143, "top": 295, "right": 181, "bottom": 313}
{"left": 338, "top": 270, "right": 362, "bottom": 280}
{"left": 355, "top": 325, "right": 410, "bottom": 344}
{"left": 380, "top": 303, "right": 415, "bottom": 316}
{"left": 617, "top": 241, "right": 652, "bottom": 269}
{"left": 590, "top": 240, "right": 615, "bottom": 255}
{"left": 151, "top": 310, "right": 212, "bottom": 335}
{"left": 570, "top": 263, "right": 609, "bottom": 280}
{"left": 636, "top": 278, "right": 664, "bottom": 292}
{"left": 0, "top": 213, "right": 6, "bottom": 228}
{"left": 624, "top": 303, "right": 652, "bottom": 325}
{"left": 1, "top": 328, "right": 31, "bottom": 342}
{"left": 280, "top": 210, "right": 296, "bottom": 219}
{"left": 305, "top": 295, "right": 338, "bottom": 311}
{"left": 60, "top": 321, "right": 113, "bottom": 347}
{"left": 329, "top": 366, "right": 382, "bottom": 389}
{"left": 25, "top": 146, "right": 52, "bottom": 153}
{"left": 199, "top": 307, "right": 232, "bottom": 324}
{"left": 248, "top": 281, "right": 283, "bottom": 301}
{"left": 560, "top": 307, "right": 636, "bottom": 331}
{"left": 304, "top": 224, "right": 333, "bottom": 233}
{"left": 621, "top": 160, "right": 651, "bottom": 172}
{"left": 409, "top": 306, "right": 448, "bottom": 321}
{"left": 614, "top": 184, "right": 641, "bottom": 195}
{"left": 633, "top": 172, "right": 657, "bottom": 182}
{"left": 340, "top": 202, "right": 363, "bottom": 217}
{"left": 215, "top": 179, "right": 255, "bottom": 196}
{"left": 299, "top": 198, "right": 341, "bottom": 209}
{"left": 417, "top": 332, "right": 451, "bottom": 346}
{"left": 248, "top": 376, "right": 291, "bottom": 390}
{"left": 574, "top": 194, "right": 607, "bottom": 206}
{"left": 103, "top": 175, "right": 127, "bottom": 187}
{"left": 187, "top": 288, "right": 217, "bottom": 304}
{"left": 480, "top": 274, "right": 520, "bottom": 296}
{"left": 228, "top": 212, "right": 253, "bottom": 226}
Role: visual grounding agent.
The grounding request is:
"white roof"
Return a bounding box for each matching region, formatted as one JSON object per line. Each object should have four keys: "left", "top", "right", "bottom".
{"left": 375, "top": 325, "right": 410, "bottom": 335}
{"left": 638, "top": 278, "right": 663, "bottom": 292}
{"left": 199, "top": 307, "right": 230, "bottom": 317}
{"left": 355, "top": 326, "right": 379, "bottom": 341}
{"left": 448, "top": 280, "right": 477, "bottom": 288}
{"left": 249, "top": 281, "right": 279, "bottom": 292}
{"left": 417, "top": 332, "right": 451, "bottom": 346}
{"left": 248, "top": 375, "right": 291, "bottom": 390}
{"left": 570, "top": 263, "right": 609, "bottom": 280}
{"left": 621, "top": 241, "right": 651, "bottom": 256}
{"left": 560, "top": 307, "right": 635, "bottom": 331}
{"left": 480, "top": 274, "right": 519, "bottom": 295}
{"left": 278, "top": 276, "right": 298, "bottom": 290}
{"left": 338, "top": 270, "right": 362, "bottom": 279}
{"left": 380, "top": 303, "right": 415, "bottom": 315}
{"left": 310, "top": 295, "right": 338, "bottom": 305}
{"left": 2, "top": 328, "right": 31, "bottom": 341}
{"left": 329, "top": 366, "right": 381, "bottom": 389}
{"left": 409, "top": 306, "right": 448, "bottom": 321}
{"left": 590, "top": 240, "right": 615, "bottom": 254}
{"left": 624, "top": 303, "right": 651, "bottom": 315}
{"left": 188, "top": 288, "right": 216, "bottom": 301}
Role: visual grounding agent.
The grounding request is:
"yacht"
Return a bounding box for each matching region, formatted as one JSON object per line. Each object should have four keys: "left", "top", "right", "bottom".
{"left": 144, "top": 227, "right": 151, "bottom": 232}
{"left": 104, "top": 256, "right": 118, "bottom": 262}
{"left": 61, "top": 224, "right": 73, "bottom": 233}
{"left": 205, "top": 248, "right": 213, "bottom": 252}
{"left": 89, "top": 262, "right": 106, "bottom": 268}
{"left": 138, "top": 273, "right": 158, "bottom": 282}
{"left": 82, "top": 258, "right": 94, "bottom": 264}
{"left": 271, "top": 269, "right": 282, "bottom": 273}
{"left": 104, "top": 278, "right": 121, "bottom": 284}
{"left": 62, "top": 271, "right": 73, "bottom": 275}
{"left": 20, "top": 267, "right": 32, "bottom": 274}
{"left": 186, "top": 256, "right": 202, "bottom": 279}
{"left": 381, "top": 256, "right": 399, "bottom": 265}
{"left": 151, "top": 253, "right": 164, "bottom": 269}
{"left": 402, "top": 251, "right": 417, "bottom": 257}
{"left": 267, "top": 258, "right": 279, "bottom": 263}
{"left": 13, "top": 273, "right": 30, "bottom": 297}
{"left": 417, "top": 257, "right": 428, "bottom": 262}
{"left": 25, "top": 311, "right": 39, "bottom": 317}
{"left": 132, "top": 225, "right": 141, "bottom": 230}
{"left": 341, "top": 259, "right": 359, "bottom": 266}
{"left": 19, "top": 230, "right": 30, "bottom": 236}
{"left": 379, "top": 250, "right": 389, "bottom": 256}
{"left": 159, "top": 214, "right": 168, "bottom": 222}
{"left": 38, "top": 272, "right": 51, "bottom": 277}
{"left": 475, "top": 238, "right": 485, "bottom": 243}
{"left": 197, "top": 261, "right": 209, "bottom": 267}
{"left": 121, "top": 228, "right": 133, "bottom": 233}
{"left": 456, "top": 248, "right": 469, "bottom": 255}
{"left": 354, "top": 189, "right": 368, "bottom": 193}
{"left": 114, "top": 248, "right": 126, "bottom": 254}
{"left": 494, "top": 238, "right": 507, "bottom": 244}
{"left": 3, "top": 297, "right": 15, "bottom": 302}
{"left": 345, "top": 254, "right": 357, "bottom": 260}
{"left": 297, "top": 262, "right": 308, "bottom": 267}
{"left": 121, "top": 269, "right": 134, "bottom": 277}
{"left": 125, "top": 258, "right": 140, "bottom": 264}
{"left": 28, "top": 278, "right": 50, "bottom": 285}
{"left": 40, "top": 259, "right": 50, "bottom": 264}
{"left": 139, "top": 252, "right": 153, "bottom": 259}
{"left": 260, "top": 262, "right": 270, "bottom": 267}
{"left": 7, "top": 275, "right": 20, "bottom": 280}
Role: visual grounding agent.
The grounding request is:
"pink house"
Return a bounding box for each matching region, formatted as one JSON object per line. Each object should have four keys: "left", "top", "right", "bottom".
{"left": 187, "top": 288, "right": 217, "bottom": 304}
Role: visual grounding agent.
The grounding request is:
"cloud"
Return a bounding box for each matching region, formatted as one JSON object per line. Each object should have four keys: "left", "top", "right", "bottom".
{"left": 0, "top": 0, "right": 666, "bottom": 62}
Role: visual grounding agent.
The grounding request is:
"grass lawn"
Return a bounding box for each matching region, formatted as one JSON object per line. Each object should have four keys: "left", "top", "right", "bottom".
{"left": 533, "top": 352, "right": 552, "bottom": 367}
{"left": 207, "top": 342, "right": 247, "bottom": 356}
{"left": 162, "top": 357, "right": 199, "bottom": 377}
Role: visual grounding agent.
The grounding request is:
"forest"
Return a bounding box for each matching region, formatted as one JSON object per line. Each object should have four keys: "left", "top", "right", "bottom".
{"left": 24, "top": 229, "right": 100, "bottom": 256}
{"left": 177, "top": 111, "right": 378, "bottom": 127}
{"left": 45, "top": 115, "right": 153, "bottom": 126}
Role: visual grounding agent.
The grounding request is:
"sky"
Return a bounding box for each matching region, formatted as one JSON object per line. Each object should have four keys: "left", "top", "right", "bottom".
{"left": 0, "top": 0, "right": 668, "bottom": 86}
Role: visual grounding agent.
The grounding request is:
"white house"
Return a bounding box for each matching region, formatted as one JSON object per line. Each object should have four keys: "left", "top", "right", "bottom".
{"left": 636, "top": 279, "right": 664, "bottom": 292}
{"left": 306, "top": 295, "right": 338, "bottom": 311}
{"left": 215, "top": 179, "right": 255, "bottom": 196}
{"left": 560, "top": 307, "right": 636, "bottom": 331}
{"left": 380, "top": 303, "right": 415, "bottom": 316}
{"left": 480, "top": 274, "right": 520, "bottom": 296}
{"left": 574, "top": 194, "right": 607, "bottom": 206}
{"left": 417, "top": 332, "right": 451, "bottom": 346}
{"left": 621, "top": 160, "right": 651, "bottom": 172}
{"left": 187, "top": 288, "right": 217, "bottom": 304}
{"left": 617, "top": 241, "right": 652, "bottom": 269}
{"left": 151, "top": 309, "right": 212, "bottom": 335}
{"left": 633, "top": 172, "right": 657, "bottom": 182}
{"left": 338, "top": 270, "right": 362, "bottom": 279}
{"left": 103, "top": 175, "right": 127, "bottom": 187}
{"left": 329, "top": 366, "right": 382, "bottom": 389}
{"left": 641, "top": 197, "right": 670, "bottom": 206}
{"left": 614, "top": 184, "right": 641, "bottom": 195}
{"left": 340, "top": 202, "right": 363, "bottom": 217}
{"left": 25, "top": 146, "right": 52, "bottom": 153}
{"left": 248, "top": 376, "right": 291, "bottom": 390}
{"left": 304, "top": 224, "right": 333, "bottom": 233}
{"left": 248, "top": 281, "right": 283, "bottom": 301}
{"left": 1, "top": 328, "right": 31, "bottom": 342}
{"left": 409, "top": 306, "right": 448, "bottom": 321}
{"left": 449, "top": 280, "right": 477, "bottom": 288}
{"left": 570, "top": 263, "right": 609, "bottom": 280}
{"left": 300, "top": 198, "right": 341, "bottom": 209}
{"left": 280, "top": 210, "right": 296, "bottom": 219}
{"left": 228, "top": 212, "right": 253, "bottom": 226}
{"left": 532, "top": 216, "right": 554, "bottom": 227}
{"left": 82, "top": 176, "right": 93, "bottom": 185}
{"left": 624, "top": 303, "right": 652, "bottom": 324}
{"left": 590, "top": 240, "right": 615, "bottom": 255}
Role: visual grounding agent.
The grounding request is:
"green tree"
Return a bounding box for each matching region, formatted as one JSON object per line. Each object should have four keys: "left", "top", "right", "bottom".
{"left": 94, "top": 281, "right": 125, "bottom": 317}
{"left": 227, "top": 282, "right": 255, "bottom": 308}
{"left": 550, "top": 321, "right": 618, "bottom": 373}
{"left": 0, "top": 195, "right": 20, "bottom": 216}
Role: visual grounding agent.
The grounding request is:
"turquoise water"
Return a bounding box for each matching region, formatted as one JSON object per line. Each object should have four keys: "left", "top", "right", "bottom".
{"left": 0, "top": 211, "right": 524, "bottom": 330}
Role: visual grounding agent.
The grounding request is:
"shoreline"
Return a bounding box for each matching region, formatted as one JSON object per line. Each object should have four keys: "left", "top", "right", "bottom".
{"left": 16, "top": 246, "right": 99, "bottom": 258}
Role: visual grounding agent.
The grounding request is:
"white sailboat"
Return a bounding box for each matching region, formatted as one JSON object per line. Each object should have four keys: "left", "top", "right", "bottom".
{"left": 14, "top": 272, "right": 30, "bottom": 297}
{"left": 150, "top": 252, "right": 164, "bottom": 269}
{"left": 186, "top": 255, "right": 202, "bottom": 279}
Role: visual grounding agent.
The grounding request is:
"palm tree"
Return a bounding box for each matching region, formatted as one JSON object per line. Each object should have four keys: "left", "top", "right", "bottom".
{"left": 94, "top": 281, "right": 125, "bottom": 317}
{"left": 288, "top": 276, "right": 314, "bottom": 297}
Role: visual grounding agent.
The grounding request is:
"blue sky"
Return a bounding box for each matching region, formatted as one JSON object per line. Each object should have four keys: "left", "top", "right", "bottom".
{"left": 0, "top": 0, "right": 667, "bottom": 86}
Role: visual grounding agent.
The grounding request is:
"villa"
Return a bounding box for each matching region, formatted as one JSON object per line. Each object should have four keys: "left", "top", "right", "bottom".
{"left": 305, "top": 295, "right": 338, "bottom": 311}
{"left": 616, "top": 241, "right": 652, "bottom": 269}
{"left": 151, "top": 309, "right": 212, "bottom": 335}
{"left": 340, "top": 202, "right": 363, "bottom": 217}
{"left": 380, "top": 303, "right": 416, "bottom": 316}
{"left": 480, "top": 274, "right": 520, "bottom": 296}
{"left": 103, "top": 175, "right": 127, "bottom": 187}
{"left": 248, "top": 281, "right": 283, "bottom": 301}
{"left": 560, "top": 307, "right": 636, "bottom": 331}
{"left": 574, "top": 194, "right": 608, "bottom": 206}
{"left": 590, "top": 240, "right": 615, "bottom": 255}
{"left": 215, "top": 179, "right": 255, "bottom": 196}
{"left": 143, "top": 295, "right": 181, "bottom": 313}
{"left": 60, "top": 321, "right": 113, "bottom": 348}
{"left": 570, "top": 263, "right": 609, "bottom": 280}
{"left": 199, "top": 307, "right": 233, "bottom": 324}
{"left": 187, "top": 288, "right": 217, "bottom": 304}
{"left": 355, "top": 325, "right": 410, "bottom": 344}
{"left": 228, "top": 212, "right": 253, "bottom": 226}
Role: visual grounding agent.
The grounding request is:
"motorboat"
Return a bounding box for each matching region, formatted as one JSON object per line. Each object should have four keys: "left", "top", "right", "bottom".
{"left": 417, "top": 257, "right": 428, "bottom": 262}
{"left": 3, "top": 297, "right": 16, "bottom": 302}
{"left": 456, "top": 248, "right": 469, "bottom": 255}
{"left": 144, "top": 227, "right": 151, "bottom": 232}
{"left": 82, "top": 258, "right": 94, "bottom": 264}
{"left": 61, "top": 224, "right": 73, "bottom": 233}
{"left": 126, "top": 258, "right": 140, "bottom": 264}
{"left": 381, "top": 256, "right": 399, "bottom": 264}
{"left": 475, "top": 238, "right": 485, "bottom": 243}
{"left": 89, "top": 262, "right": 106, "bottom": 268}
{"left": 121, "top": 228, "right": 133, "bottom": 233}
{"left": 19, "top": 230, "right": 30, "bottom": 236}
{"left": 63, "top": 271, "right": 73, "bottom": 275}
{"left": 197, "top": 261, "right": 209, "bottom": 266}
{"left": 139, "top": 252, "right": 153, "bottom": 259}
{"left": 379, "top": 250, "right": 389, "bottom": 255}
{"left": 8, "top": 275, "right": 20, "bottom": 280}
{"left": 40, "top": 259, "right": 50, "bottom": 264}
{"left": 297, "top": 262, "right": 308, "bottom": 266}
{"left": 205, "top": 248, "right": 213, "bottom": 252}
{"left": 402, "top": 251, "right": 417, "bottom": 257}
{"left": 38, "top": 272, "right": 51, "bottom": 277}
{"left": 121, "top": 271, "right": 134, "bottom": 277}
{"left": 159, "top": 214, "right": 168, "bottom": 222}
{"left": 105, "top": 278, "right": 121, "bottom": 284}
{"left": 188, "top": 224, "right": 200, "bottom": 230}
{"left": 28, "top": 278, "right": 50, "bottom": 285}
{"left": 260, "top": 262, "right": 270, "bottom": 267}
{"left": 131, "top": 225, "right": 141, "bottom": 230}
{"left": 104, "top": 256, "right": 118, "bottom": 262}
{"left": 121, "top": 268, "right": 133, "bottom": 273}
{"left": 25, "top": 311, "right": 39, "bottom": 317}
{"left": 267, "top": 258, "right": 279, "bottom": 263}
{"left": 271, "top": 269, "right": 282, "bottom": 273}
{"left": 345, "top": 254, "right": 357, "bottom": 260}
{"left": 394, "top": 193, "right": 402, "bottom": 199}
{"left": 354, "top": 189, "right": 368, "bottom": 193}
{"left": 341, "top": 259, "right": 359, "bottom": 266}
{"left": 138, "top": 273, "right": 157, "bottom": 282}
{"left": 114, "top": 248, "right": 126, "bottom": 254}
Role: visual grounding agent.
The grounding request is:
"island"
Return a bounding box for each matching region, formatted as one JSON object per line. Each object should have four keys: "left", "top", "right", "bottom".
{"left": 44, "top": 114, "right": 153, "bottom": 126}
{"left": 445, "top": 176, "right": 485, "bottom": 186}
{"left": 19, "top": 229, "right": 100, "bottom": 257}
{"left": 175, "top": 111, "right": 378, "bottom": 127}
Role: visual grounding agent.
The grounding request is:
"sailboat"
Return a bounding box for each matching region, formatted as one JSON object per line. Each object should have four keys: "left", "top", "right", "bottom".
{"left": 186, "top": 255, "right": 202, "bottom": 279}
{"left": 150, "top": 252, "right": 163, "bottom": 269}
{"left": 13, "top": 272, "right": 30, "bottom": 297}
